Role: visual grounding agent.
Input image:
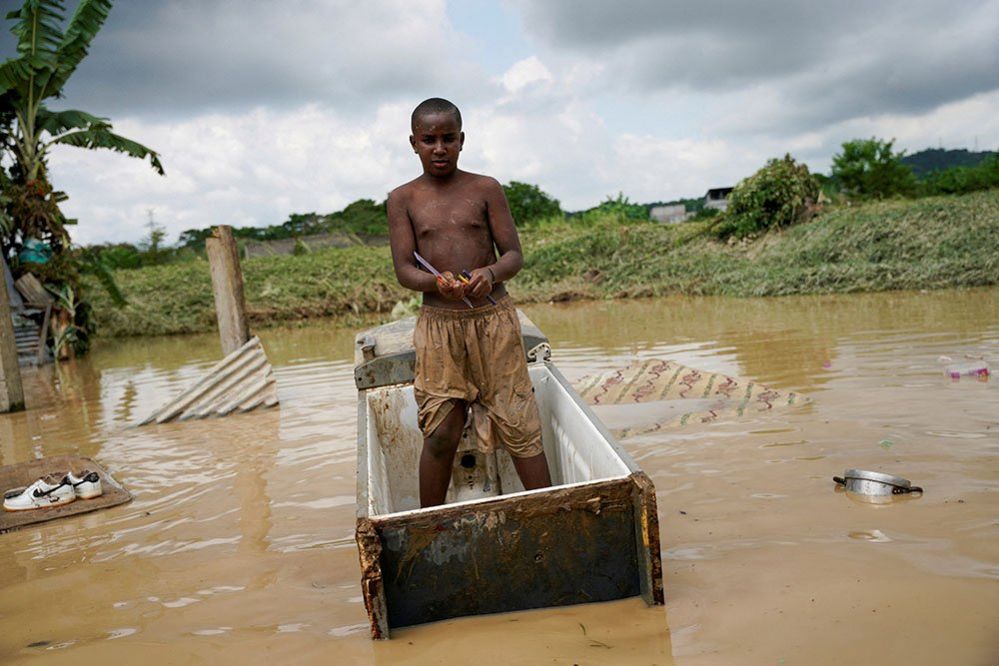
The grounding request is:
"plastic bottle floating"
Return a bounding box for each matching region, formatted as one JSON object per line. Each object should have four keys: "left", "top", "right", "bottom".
{"left": 944, "top": 361, "right": 990, "bottom": 381}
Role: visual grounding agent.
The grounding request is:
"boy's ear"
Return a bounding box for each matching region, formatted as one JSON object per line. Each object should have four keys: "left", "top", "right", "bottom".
{"left": 459, "top": 131, "right": 465, "bottom": 151}
{"left": 409, "top": 134, "right": 417, "bottom": 152}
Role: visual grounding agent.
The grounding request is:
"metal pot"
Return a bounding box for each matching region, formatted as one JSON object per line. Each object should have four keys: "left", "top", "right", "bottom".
{"left": 833, "top": 469, "right": 923, "bottom": 497}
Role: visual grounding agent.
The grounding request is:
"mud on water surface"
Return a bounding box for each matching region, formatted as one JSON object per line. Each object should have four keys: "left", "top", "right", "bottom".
{"left": 1, "top": 289, "right": 997, "bottom": 664}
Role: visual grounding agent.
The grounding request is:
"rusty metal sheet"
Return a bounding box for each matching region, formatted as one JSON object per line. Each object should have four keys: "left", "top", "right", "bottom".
{"left": 360, "top": 478, "right": 639, "bottom": 635}
{"left": 630, "top": 470, "right": 665, "bottom": 605}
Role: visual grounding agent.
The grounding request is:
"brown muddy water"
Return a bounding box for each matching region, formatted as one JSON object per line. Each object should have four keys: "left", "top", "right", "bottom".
{"left": 1, "top": 289, "right": 997, "bottom": 665}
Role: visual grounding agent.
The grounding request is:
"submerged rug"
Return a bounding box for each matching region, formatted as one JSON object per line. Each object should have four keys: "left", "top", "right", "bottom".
{"left": 575, "top": 358, "right": 810, "bottom": 438}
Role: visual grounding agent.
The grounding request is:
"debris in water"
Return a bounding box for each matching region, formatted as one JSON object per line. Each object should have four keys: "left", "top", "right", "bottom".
{"left": 879, "top": 439, "right": 893, "bottom": 449}
{"left": 944, "top": 361, "right": 990, "bottom": 381}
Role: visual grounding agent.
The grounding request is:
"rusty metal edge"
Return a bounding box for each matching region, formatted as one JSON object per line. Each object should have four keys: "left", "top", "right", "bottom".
{"left": 356, "top": 516, "right": 390, "bottom": 639}
{"left": 369, "top": 476, "right": 631, "bottom": 532}
{"left": 629, "top": 470, "right": 665, "bottom": 606}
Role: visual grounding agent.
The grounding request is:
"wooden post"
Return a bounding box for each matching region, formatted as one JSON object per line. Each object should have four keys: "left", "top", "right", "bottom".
{"left": 206, "top": 225, "right": 250, "bottom": 357}
{"left": 0, "top": 259, "right": 25, "bottom": 413}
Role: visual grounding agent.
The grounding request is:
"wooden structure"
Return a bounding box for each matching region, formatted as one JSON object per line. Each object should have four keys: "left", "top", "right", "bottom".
{"left": 137, "top": 336, "right": 278, "bottom": 425}
{"left": 354, "top": 315, "right": 664, "bottom": 638}
{"left": 12, "top": 273, "right": 53, "bottom": 367}
{"left": 0, "top": 255, "right": 25, "bottom": 412}
{"left": 206, "top": 225, "right": 250, "bottom": 356}
{"left": 704, "top": 186, "right": 734, "bottom": 212}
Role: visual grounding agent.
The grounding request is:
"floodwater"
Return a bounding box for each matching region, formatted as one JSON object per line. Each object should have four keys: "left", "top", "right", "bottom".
{"left": 1, "top": 288, "right": 997, "bottom": 665}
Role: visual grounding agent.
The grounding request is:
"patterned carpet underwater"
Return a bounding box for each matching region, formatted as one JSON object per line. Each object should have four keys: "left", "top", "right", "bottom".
{"left": 575, "top": 359, "right": 809, "bottom": 439}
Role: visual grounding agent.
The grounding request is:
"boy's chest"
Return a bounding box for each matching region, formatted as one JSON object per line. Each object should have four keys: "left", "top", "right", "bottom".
{"left": 408, "top": 195, "right": 489, "bottom": 239}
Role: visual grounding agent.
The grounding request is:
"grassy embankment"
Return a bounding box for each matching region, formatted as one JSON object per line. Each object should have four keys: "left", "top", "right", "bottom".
{"left": 86, "top": 191, "right": 999, "bottom": 338}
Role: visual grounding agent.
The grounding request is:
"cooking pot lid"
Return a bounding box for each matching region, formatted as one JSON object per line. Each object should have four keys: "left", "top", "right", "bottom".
{"left": 843, "top": 468, "right": 911, "bottom": 488}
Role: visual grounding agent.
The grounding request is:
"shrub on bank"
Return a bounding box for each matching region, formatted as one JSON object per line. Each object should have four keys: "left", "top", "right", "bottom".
{"left": 715, "top": 155, "right": 820, "bottom": 239}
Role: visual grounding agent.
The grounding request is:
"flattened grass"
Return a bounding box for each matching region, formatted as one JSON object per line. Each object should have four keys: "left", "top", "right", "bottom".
{"left": 86, "top": 191, "right": 999, "bottom": 337}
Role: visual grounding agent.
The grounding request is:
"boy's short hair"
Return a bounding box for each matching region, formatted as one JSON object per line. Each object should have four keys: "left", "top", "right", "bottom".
{"left": 411, "top": 98, "right": 462, "bottom": 131}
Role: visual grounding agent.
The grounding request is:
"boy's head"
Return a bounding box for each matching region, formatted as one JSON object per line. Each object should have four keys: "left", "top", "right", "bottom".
{"left": 410, "top": 97, "right": 461, "bottom": 132}
{"left": 410, "top": 97, "right": 464, "bottom": 178}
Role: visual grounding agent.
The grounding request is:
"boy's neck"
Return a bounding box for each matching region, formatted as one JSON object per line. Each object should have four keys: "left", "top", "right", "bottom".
{"left": 422, "top": 167, "right": 464, "bottom": 184}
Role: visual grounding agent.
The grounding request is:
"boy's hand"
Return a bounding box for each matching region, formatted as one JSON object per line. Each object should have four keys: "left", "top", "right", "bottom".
{"left": 436, "top": 271, "right": 468, "bottom": 301}
{"left": 464, "top": 268, "right": 494, "bottom": 300}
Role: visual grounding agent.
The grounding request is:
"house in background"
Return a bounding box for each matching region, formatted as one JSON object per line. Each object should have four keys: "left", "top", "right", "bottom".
{"left": 704, "top": 187, "right": 734, "bottom": 212}
{"left": 650, "top": 204, "right": 692, "bottom": 224}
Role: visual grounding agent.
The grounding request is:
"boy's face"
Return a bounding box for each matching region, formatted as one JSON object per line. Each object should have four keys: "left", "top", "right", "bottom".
{"left": 410, "top": 112, "right": 464, "bottom": 178}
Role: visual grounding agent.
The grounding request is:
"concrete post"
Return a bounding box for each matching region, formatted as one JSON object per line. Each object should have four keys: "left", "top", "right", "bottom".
{"left": 0, "top": 259, "right": 25, "bottom": 412}
{"left": 206, "top": 225, "right": 251, "bottom": 357}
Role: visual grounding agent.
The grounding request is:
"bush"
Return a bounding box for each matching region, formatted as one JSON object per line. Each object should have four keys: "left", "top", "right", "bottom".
{"left": 831, "top": 138, "right": 917, "bottom": 199}
{"left": 717, "top": 154, "right": 819, "bottom": 238}
{"left": 503, "top": 181, "right": 563, "bottom": 226}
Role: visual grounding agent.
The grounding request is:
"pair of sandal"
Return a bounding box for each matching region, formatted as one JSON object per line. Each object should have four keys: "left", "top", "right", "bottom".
{"left": 3, "top": 470, "right": 103, "bottom": 511}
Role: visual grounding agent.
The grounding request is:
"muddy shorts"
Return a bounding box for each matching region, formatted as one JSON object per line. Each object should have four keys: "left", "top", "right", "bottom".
{"left": 413, "top": 296, "right": 544, "bottom": 459}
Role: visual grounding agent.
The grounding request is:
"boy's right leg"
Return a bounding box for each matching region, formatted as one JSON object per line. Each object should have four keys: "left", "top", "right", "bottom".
{"left": 419, "top": 400, "right": 467, "bottom": 507}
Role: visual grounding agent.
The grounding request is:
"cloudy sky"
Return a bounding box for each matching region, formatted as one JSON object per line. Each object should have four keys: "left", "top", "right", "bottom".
{"left": 3, "top": 0, "right": 998, "bottom": 244}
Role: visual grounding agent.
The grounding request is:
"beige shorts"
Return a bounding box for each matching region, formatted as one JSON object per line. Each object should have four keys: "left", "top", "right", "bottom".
{"left": 413, "top": 296, "right": 544, "bottom": 459}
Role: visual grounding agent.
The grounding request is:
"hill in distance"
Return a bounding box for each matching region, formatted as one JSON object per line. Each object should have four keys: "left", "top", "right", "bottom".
{"left": 902, "top": 148, "right": 997, "bottom": 178}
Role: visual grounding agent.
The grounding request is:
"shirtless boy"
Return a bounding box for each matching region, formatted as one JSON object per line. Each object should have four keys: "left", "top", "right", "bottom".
{"left": 387, "top": 97, "right": 552, "bottom": 507}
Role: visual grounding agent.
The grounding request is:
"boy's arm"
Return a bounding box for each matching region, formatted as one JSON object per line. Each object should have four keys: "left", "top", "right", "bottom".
{"left": 387, "top": 189, "right": 436, "bottom": 293}
{"left": 478, "top": 177, "right": 524, "bottom": 286}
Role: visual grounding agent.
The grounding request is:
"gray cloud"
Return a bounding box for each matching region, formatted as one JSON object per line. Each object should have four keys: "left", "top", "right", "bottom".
{"left": 1, "top": 0, "right": 489, "bottom": 118}
{"left": 511, "top": 0, "right": 999, "bottom": 131}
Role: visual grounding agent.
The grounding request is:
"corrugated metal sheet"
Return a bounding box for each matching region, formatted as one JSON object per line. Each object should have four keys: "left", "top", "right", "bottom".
{"left": 137, "top": 336, "right": 278, "bottom": 425}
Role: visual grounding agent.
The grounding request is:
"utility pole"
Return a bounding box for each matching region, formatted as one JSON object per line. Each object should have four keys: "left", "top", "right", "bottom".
{"left": 0, "top": 257, "right": 25, "bottom": 413}
{"left": 206, "top": 225, "right": 250, "bottom": 356}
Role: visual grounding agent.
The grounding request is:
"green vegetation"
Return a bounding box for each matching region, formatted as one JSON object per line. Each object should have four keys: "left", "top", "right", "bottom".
{"left": 921, "top": 154, "right": 999, "bottom": 195}
{"left": 715, "top": 154, "right": 819, "bottom": 239}
{"left": 831, "top": 138, "right": 916, "bottom": 199}
{"left": 503, "top": 181, "right": 563, "bottom": 226}
{"left": 84, "top": 190, "right": 999, "bottom": 338}
{"left": 1, "top": 0, "right": 163, "bottom": 256}
{"left": 1, "top": 0, "right": 164, "bottom": 355}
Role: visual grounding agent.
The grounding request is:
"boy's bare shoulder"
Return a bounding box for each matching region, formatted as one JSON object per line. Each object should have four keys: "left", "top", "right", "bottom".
{"left": 387, "top": 176, "right": 423, "bottom": 205}
{"left": 460, "top": 170, "right": 502, "bottom": 190}
{"left": 455, "top": 172, "right": 504, "bottom": 202}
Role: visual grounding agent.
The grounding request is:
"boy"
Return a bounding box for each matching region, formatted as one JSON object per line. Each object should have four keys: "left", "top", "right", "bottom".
{"left": 387, "top": 98, "right": 552, "bottom": 507}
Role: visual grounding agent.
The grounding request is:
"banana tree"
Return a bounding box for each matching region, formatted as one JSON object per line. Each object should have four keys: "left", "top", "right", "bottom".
{"left": 0, "top": 0, "right": 163, "bottom": 189}
{"left": 0, "top": 0, "right": 162, "bottom": 357}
